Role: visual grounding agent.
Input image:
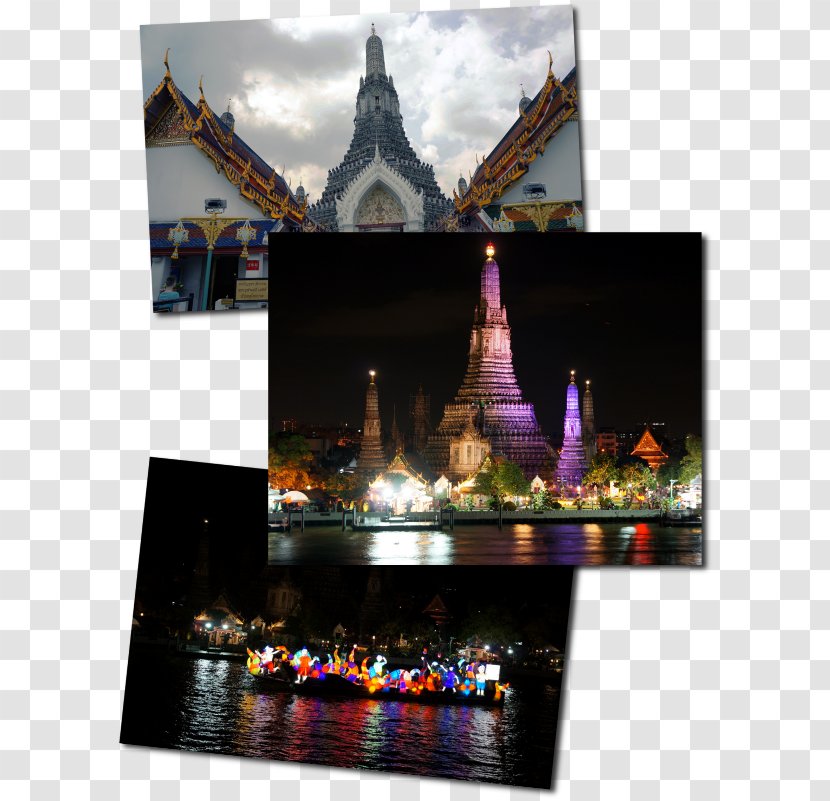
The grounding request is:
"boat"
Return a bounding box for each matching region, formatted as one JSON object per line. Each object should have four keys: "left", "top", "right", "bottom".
{"left": 252, "top": 671, "right": 507, "bottom": 706}
{"left": 351, "top": 512, "right": 444, "bottom": 531}
{"left": 663, "top": 508, "right": 702, "bottom": 526}
{"left": 246, "top": 648, "right": 508, "bottom": 706}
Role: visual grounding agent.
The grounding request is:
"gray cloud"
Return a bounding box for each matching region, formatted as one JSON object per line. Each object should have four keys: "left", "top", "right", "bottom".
{"left": 140, "top": 7, "right": 576, "bottom": 201}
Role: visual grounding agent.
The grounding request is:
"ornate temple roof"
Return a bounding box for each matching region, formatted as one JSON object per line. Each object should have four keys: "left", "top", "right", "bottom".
{"left": 489, "top": 201, "right": 584, "bottom": 232}
{"left": 631, "top": 428, "right": 668, "bottom": 459}
{"left": 452, "top": 60, "right": 578, "bottom": 216}
{"left": 386, "top": 452, "right": 436, "bottom": 486}
{"left": 143, "top": 52, "right": 307, "bottom": 226}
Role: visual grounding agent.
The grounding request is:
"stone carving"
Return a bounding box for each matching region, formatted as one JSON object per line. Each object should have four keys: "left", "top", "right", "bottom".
{"left": 356, "top": 185, "right": 404, "bottom": 225}
{"left": 147, "top": 103, "right": 192, "bottom": 147}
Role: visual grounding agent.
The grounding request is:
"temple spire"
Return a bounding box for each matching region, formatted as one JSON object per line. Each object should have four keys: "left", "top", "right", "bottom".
{"left": 554, "top": 370, "right": 587, "bottom": 489}
{"left": 357, "top": 370, "right": 387, "bottom": 475}
{"left": 582, "top": 379, "right": 596, "bottom": 463}
{"left": 479, "top": 242, "right": 502, "bottom": 321}
{"left": 424, "top": 245, "right": 549, "bottom": 480}
{"left": 366, "top": 24, "right": 386, "bottom": 78}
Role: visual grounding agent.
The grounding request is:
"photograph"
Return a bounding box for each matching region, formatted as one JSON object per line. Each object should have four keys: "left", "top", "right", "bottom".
{"left": 268, "top": 233, "right": 703, "bottom": 566}
{"left": 120, "top": 458, "right": 574, "bottom": 789}
{"left": 140, "top": 7, "right": 582, "bottom": 312}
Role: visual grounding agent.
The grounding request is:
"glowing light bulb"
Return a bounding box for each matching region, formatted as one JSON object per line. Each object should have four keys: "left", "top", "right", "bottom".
{"left": 485, "top": 243, "right": 495, "bottom": 258}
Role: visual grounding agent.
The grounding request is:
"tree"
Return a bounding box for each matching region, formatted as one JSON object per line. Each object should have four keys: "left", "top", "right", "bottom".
{"left": 532, "top": 487, "right": 557, "bottom": 511}
{"left": 459, "top": 604, "right": 518, "bottom": 648}
{"left": 324, "top": 470, "right": 369, "bottom": 505}
{"left": 656, "top": 459, "right": 682, "bottom": 485}
{"left": 473, "top": 459, "right": 530, "bottom": 506}
{"left": 268, "top": 433, "right": 314, "bottom": 490}
{"left": 679, "top": 434, "right": 702, "bottom": 484}
{"left": 619, "top": 462, "right": 656, "bottom": 495}
{"left": 582, "top": 452, "right": 618, "bottom": 495}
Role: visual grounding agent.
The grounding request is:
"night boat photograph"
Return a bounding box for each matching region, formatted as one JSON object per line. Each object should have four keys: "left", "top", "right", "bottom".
{"left": 120, "top": 458, "right": 574, "bottom": 788}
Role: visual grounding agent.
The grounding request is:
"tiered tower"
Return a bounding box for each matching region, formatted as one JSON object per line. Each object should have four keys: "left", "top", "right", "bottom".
{"left": 582, "top": 379, "right": 597, "bottom": 463}
{"left": 554, "top": 371, "right": 588, "bottom": 487}
{"left": 389, "top": 404, "right": 404, "bottom": 457}
{"left": 410, "top": 385, "right": 431, "bottom": 455}
{"left": 356, "top": 370, "right": 388, "bottom": 475}
{"left": 423, "top": 243, "right": 551, "bottom": 480}
{"left": 308, "top": 25, "right": 452, "bottom": 230}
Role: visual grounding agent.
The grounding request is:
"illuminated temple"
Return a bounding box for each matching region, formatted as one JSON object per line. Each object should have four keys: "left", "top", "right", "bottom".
{"left": 422, "top": 244, "right": 551, "bottom": 480}
{"left": 309, "top": 25, "right": 452, "bottom": 231}
{"left": 554, "top": 371, "right": 587, "bottom": 488}
{"left": 356, "top": 371, "right": 389, "bottom": 475}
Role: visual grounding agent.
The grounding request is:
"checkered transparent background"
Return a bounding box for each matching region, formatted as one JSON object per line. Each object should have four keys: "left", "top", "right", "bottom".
{"left": 2, "top": 0, "right": 829, "bottom": 796}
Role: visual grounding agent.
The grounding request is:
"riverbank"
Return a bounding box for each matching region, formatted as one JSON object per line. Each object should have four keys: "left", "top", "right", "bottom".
{"left": 269, "top": 508, "right": 680, "bottom": 529}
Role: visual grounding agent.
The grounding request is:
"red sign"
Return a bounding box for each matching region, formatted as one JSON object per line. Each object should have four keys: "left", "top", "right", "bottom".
{"left": 246, "top": 260, "right": 259, "bottom": 271}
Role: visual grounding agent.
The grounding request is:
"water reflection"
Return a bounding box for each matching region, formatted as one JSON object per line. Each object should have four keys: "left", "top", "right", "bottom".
{"left": 269, "top": 522, "right": 702, "bottom": 566}
{"left": 120, "top": 652, "right": 559, "bottom": 787}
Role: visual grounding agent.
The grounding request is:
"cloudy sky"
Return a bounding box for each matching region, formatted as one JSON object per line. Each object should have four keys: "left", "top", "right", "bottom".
{"left": 140, "top": 7, "right": 575, "bottom": 202}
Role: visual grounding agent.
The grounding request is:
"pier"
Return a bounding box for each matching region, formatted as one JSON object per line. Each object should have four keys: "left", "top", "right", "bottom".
{"left": 268, "top": 507, "right": 668, "bottom": 532}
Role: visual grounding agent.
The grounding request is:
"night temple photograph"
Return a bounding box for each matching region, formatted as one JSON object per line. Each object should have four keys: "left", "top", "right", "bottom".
{"left": 121, "top": 457, "right": 574, "bottom": 788}
{"left": 268, "top": 233, "right": 703, "bottom": 567}
{"left": 139, "top": 7, "right": 582, "bottom": 312}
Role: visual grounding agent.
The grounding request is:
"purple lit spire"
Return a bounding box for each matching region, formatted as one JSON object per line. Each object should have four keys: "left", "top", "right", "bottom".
{"left": 554, "top": 370, "right": 587, "bottom": 487}
{"left": 479, "top": 242, "right": 503, "bottom": 320}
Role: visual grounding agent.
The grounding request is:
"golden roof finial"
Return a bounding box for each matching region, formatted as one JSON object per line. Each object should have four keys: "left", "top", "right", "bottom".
{"left": 547, "top": 50, "right": 553, "bottom": 73}
{"left": 163, "top": 48, "right": 171, "bottom": 78}
{"left": 198, "top": 74, "right": 204, "bottom": 100}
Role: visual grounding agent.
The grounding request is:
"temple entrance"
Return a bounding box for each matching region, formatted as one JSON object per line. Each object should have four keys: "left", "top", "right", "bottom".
{"left": 210, "top": 255, "right": 239, "bottom": 309}
{"left": 355, "top": 184, "right": 405, "bottom": 230}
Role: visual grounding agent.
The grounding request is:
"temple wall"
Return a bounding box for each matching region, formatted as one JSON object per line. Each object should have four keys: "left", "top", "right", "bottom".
{"left": 146, "top": 144, "right": 272, "bottom": 221}
{"left": 497, "top": 120, "right": 583, "bottom": 204}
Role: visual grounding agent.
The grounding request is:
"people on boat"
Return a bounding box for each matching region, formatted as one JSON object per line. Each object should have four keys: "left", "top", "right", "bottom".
{"left": 369, "top": 654, "right": 387, "bottom": 679}
{"left": 443, "top": 666, "right": 458, "bottom": 693}
{"left": 476, "top": 665, "right": 487, "bottom": 696}
{"left": 295, "top": 648, "right": 312, "bottom": 683}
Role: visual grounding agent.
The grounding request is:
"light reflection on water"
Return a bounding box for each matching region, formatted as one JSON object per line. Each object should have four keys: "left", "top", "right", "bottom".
{"left": 269, "top": 523, "right": 703, "bottom": 566}
{"left": 121, "top": 652, "right": 560, "bottom": 788}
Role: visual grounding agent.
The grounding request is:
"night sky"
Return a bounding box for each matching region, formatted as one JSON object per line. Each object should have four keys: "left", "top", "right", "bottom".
{"left": 268, "top": 233, "right": 702, "bottom": 440}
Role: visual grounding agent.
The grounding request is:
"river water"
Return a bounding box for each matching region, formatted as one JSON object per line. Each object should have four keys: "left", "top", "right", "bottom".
{"left": 268, "top": 522, "right": 702, "bottom": 566}
{"left": 120, "top": 649, "right": 561, "bottom": 788}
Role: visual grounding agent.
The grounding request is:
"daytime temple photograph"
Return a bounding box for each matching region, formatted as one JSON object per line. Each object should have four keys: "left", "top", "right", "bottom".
{"left": 140, "top": 8, "right": 583, "bottom": 311}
